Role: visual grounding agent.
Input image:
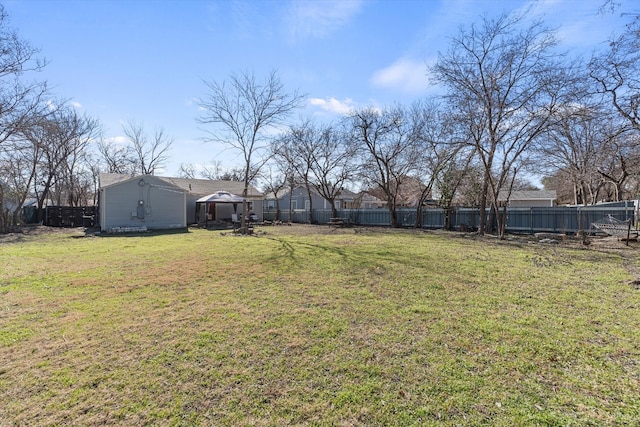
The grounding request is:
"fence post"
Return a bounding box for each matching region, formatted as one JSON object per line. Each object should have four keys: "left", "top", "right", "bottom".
{"left": 578, "top": 206, "right": 582, "bottom": 235}
{"left": 529, "top": 207, "right": 533, "bottom": 234}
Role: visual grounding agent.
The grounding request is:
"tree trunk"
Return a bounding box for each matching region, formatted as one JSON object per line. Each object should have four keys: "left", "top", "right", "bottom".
{"left": 241, "top": 186, "right": 248, "bottom": 233}
{"left": 496, "top": 202, "right": 507, "bottom": 239}
{"left": 478, "top": 174, "right": 489, "bottom": 235}
{"left": 444, "top": 207, "right": 453, "bottom": 230}
{"left": 304, "top": 185, "right": 314, "bottom": 224}
{"left": 414, "top": 203, "right": 423, "bottom": 228}
{"left": 330, "top": 200, "right": 338, "bottom": 220}
{"left": 0, "top": 188, "right": 6, "bottom": 233}
{"left": 387, "top": 198, "right": 399, "bottom": 228}
{"left": 487, "top": 202, "right": 497, "bottom": 234}
{"left": 414, "top": 187, "right": 432, "bottom": 228}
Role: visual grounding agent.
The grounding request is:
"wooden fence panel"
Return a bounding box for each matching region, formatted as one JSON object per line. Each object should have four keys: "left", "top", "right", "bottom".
{"left": 44, "top": 206, "right": 96, "bottom": 227}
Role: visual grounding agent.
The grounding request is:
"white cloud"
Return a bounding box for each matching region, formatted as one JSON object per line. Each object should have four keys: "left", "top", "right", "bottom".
{"left": 71, "top": 101, "right": 82, "bottom": 109}
{"left": 286, "top": 0, "right": 363, "bottom": 42}
{"left": 515, "top": 0, "right": 618, "bottom": 51}
{"left": 309, "top": 97, "right": 356, "bottom": 115}
{"left": 370, "top": 58, "right": 430, "bottom": 94}
{"left": 106, "top": 135, "right": 128, "bottom": 145}
{"left": 185, "top": 97, "right": 207, "bottom": 110}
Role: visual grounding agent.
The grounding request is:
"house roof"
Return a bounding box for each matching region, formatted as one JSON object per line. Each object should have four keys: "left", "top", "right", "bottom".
{"left": 264, "top": 184, "right": 357, "bottom": 200}
{"left": 498, "top": 190, "right": 557, "bottom": 201}
{"left": 163, "top": 176, "right": 262, "bottom": 198}
{"left": 99, "top": 173, "right": 263, "bottom": 198}
{"left": 357, "top": 192, "right": 385, "bottom": 203}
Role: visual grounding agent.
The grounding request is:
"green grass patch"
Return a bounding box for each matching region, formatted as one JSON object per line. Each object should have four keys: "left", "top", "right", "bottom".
{"left": 1, "top": 226, "right": 639, "bottom": 425}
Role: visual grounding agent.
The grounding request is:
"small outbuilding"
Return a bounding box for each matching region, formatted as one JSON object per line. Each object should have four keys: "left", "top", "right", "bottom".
{"left": 98, "top": 174, "right": 187, "bottom": 231}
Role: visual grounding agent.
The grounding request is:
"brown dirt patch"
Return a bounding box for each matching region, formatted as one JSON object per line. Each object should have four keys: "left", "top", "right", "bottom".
{"left": 0, "top": 225, "right": 88, "bottom": 244}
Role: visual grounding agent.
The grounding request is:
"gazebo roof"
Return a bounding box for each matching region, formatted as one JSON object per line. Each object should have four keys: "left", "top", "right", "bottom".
{"left": 196, "top": 191, "right": 245, "bottom": 203}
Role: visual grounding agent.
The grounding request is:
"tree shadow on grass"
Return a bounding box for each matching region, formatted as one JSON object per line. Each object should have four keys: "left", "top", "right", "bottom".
{"left": 262, "top": 236, "right": 348, "bottom": 268}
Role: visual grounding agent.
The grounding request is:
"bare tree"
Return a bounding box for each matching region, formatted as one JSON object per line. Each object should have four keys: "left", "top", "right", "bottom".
{"left": 22, "top": 103, "right": 101, "bottom": 219}
{"left": 306, "top": 124, "right": 356, "bottom": 219}
{"left": 56, "top": 112, "right": 101, "bottom": 206}
{"left": 587, "top": 15, "right": 640, "bottom": 202}
{"left": 597, "top": 132, "right": 640, "bottom": 202}
{"left": 411, "top": 101, "right": 462, "bottom": 227}
{"left": 97, "top": 137, "right": 136, "bottom": 175}
{"left": 431, "top": 13, "right": 562, "bottom": 237}
{"left": 83, "top": 151, "right": 103, "bottom": 206}
{"left": 199, "top": 160, "right": 224, "bottom": 181}
{"left": 179, "top": 159, "right": 249, "bottom": 182}
{"left": 539, "top": 103, "right": 625, "bottom": 205}
{"left": 0, "top": 140, "right": 38, "bottom": 229}
{"left": 274, "top": 121, "right": 319, "bottom": 223}
{"left": 0, "top": 5, "right": 49, "bottom": 231}
{"left": 218, "top": 167, "right": 248, "bottom": 182}
{"left": 177, "top": 162, "right": 197, "bottom": 179}
{"left": 435, "top": 150, "right": 478, "bottom": 229}
{"left": 590, "top": 16, "right": 640, "bottom": 132}
{"left": 0, "top": 5, "right": 48, "bottom": 147}
{"left": 348, "top": 104, "right": 424, "bottom": 228}
{"left": 260, "top": 162, "right": 290, "bottom": 221}
{"left": 276, "top": 121, "right": 355, "bottom": 221}
{"left": 197, "top": 70, "right": 304, "bottom": 232}
{"left": 122, "top": 120, "right": 173, "bottom": 175}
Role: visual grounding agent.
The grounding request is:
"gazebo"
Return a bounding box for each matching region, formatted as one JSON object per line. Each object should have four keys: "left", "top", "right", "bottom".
{"left": 195, "top": 191, "right": 245, "bottom": 227}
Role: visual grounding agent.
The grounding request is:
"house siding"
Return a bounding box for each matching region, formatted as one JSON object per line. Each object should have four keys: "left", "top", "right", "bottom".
{"left": 264, "top": 186, "right": 355, "bottom": 213}
{"left": 100, "top": 176, "right": 186, "bottom": 230}
{"left": 509, "top": 199, "right": 555, "bottom": 208}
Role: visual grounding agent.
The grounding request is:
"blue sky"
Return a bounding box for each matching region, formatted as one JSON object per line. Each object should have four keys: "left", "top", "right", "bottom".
{"left": 4, "top": 0, "right": 634, "bottom": 176}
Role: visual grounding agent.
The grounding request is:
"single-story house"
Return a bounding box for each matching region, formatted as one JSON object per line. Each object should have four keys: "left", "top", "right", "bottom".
{"left": 263, "top": 185, "right": 358, "bottom": 212}
{"left": 352, "top": 191, "right": 386, "bottom": 209}
{"left": 498, "top": 190, "right": 557, "bottom": 208}
{"left": 98, "top": 173, "right": 263, "bottom": 231}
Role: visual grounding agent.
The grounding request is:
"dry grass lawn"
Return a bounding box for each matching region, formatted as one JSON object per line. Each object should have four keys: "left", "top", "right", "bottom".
{"left": 1, "top": 225, "right": 639, "bottom": 426}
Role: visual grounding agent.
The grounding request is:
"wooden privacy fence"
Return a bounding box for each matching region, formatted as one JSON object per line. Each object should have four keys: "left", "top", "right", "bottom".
{"left": 264, "top": 203, "right": 637, "bottom": 234}
{"left": 44, "top": 206, "right": 97, "bottom": 227}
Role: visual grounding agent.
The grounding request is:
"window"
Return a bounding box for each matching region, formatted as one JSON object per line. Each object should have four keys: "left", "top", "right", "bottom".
{"left": 304, "top": 200, "right": 310, "bottom": 211}
{"left": 266, "top": 200, "right": 276, "bottom": 210}
{"left": 335, "top": 201, "right": 341, "bottom": 210}
{"left": 291, "top": 200, "right": 297, "bottom": 210}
